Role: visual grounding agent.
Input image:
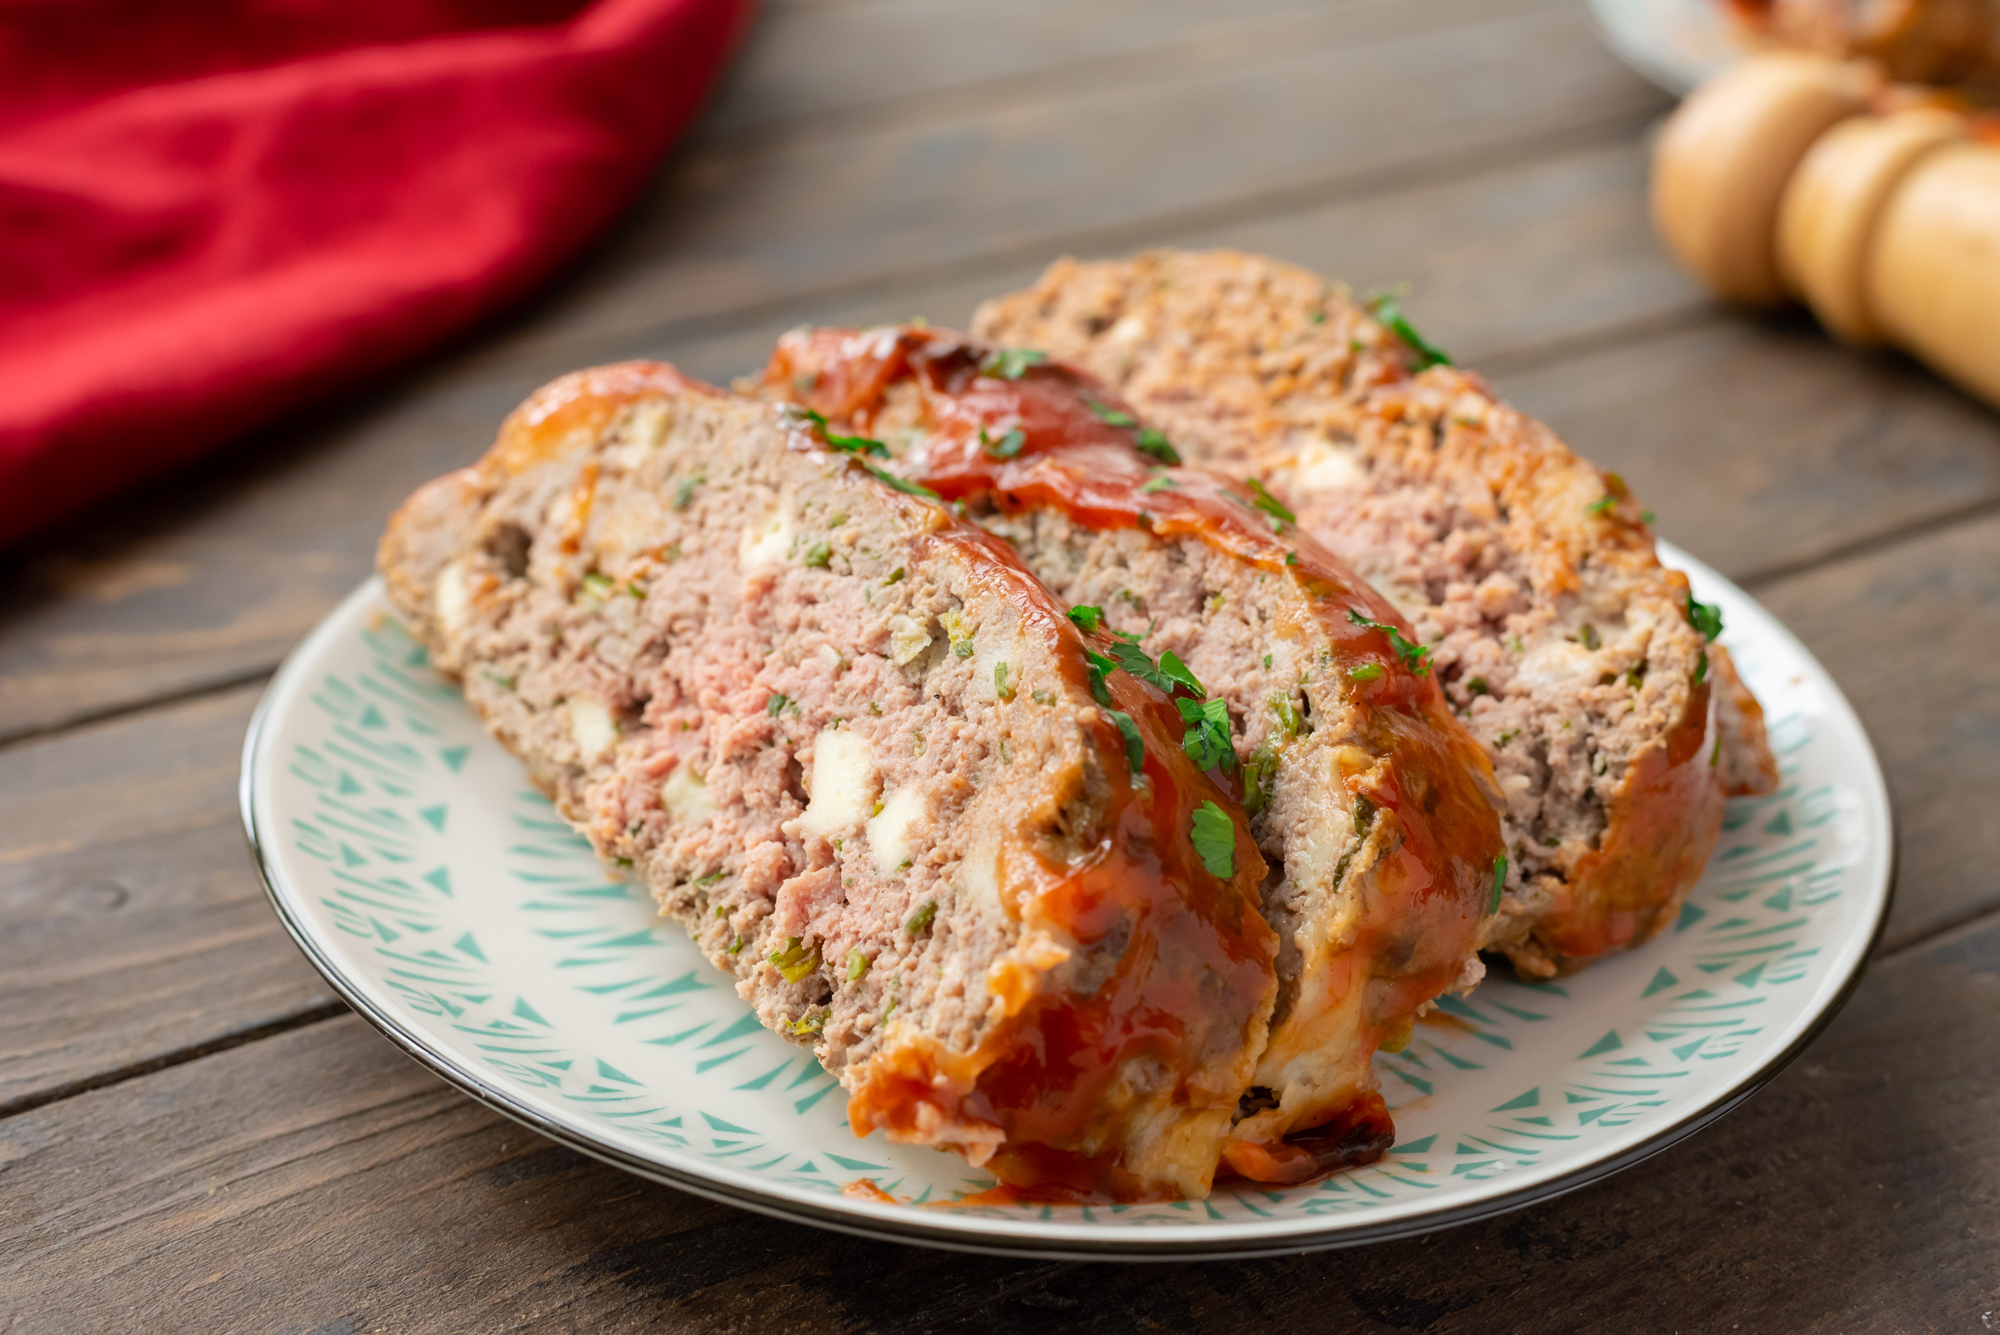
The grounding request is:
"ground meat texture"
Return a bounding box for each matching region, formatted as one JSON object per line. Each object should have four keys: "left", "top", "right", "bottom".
{"left": 377, "top": 361, "right": 1279, "bottom": 1201}
{"left": 759, "top": 327, "right": 1508, "bottom": 1185}
{"left": 971, "top": 250, "right": 1781, "bottom": 977}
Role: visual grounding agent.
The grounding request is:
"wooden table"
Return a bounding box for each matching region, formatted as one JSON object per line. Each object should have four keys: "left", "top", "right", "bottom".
{"left": 5, "top": 2, "right": 1997, "bottom": 1328}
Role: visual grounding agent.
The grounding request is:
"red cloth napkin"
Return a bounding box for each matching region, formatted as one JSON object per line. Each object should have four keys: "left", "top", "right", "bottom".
{"left": 0, "top": 0, "right": 753, "bottom": 549}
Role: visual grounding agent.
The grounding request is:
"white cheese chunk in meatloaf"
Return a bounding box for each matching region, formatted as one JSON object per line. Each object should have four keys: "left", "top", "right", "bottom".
{"left": 971, "top": 250, "right": 1781, "bottom": 977}
{"left": 377, "top": 362, "right": 1280, "bottom": 1201}
{"left": 759, "top": 326, "right": 1509, "bottom": 1184}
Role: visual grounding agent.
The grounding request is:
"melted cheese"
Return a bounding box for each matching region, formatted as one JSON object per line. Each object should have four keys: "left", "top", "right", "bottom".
{"left": 435, "top": 562, "right": 471, "bottom": 638}
{"left": 661, "top": 764, "right": 717, "bottom": 825}
{"left": 869, "top": 786, "right": 928, "bottom": 874}
{"left": 566, "top": 699, "right": 619, "bottom": 764}
{"left": 800, "top": 727, "right": 876, "bottom": 838}
{"left": 738, "top": 496, "right": 795, "bottom": 570}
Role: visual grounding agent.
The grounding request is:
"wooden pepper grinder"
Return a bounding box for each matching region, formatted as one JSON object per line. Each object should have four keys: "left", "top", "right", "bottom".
{"left": 1652, "top": 52, "right": 2000, "bottom": 408}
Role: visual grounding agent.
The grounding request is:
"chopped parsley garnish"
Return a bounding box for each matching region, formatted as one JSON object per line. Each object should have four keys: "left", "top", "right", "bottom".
{"left": 885, "top": 566, "right": 906, "bottom": 585}
{"left": 673, "top": 471, "right": 703, "bottom": 510}
{"left": 1157, "top": 650, "right": 1203, "bottom": 697}
{"left": 1578, "top": 624, "right": 1600, "bottom": 651}
{"left": 905, "top": 900, "right": 937, "bottom": 935}
{"left": 1346, "top": 608, "right": 1432, "bottom": 675}
{"left": 1348, "top": 663, "right": 1384, "bottom": 683}
{"left": 694, "top": 871, "right": 725, "bottom": 887}
{"left": 1086, "top": 399, "right": 1138, "bottom": 428}
{"left": 1467, "top": 676, "right": 1490, "bottom": 696}
{"left": 580, "top": 572, "right": 615, "bottom": 602}
{"left": 1244, "top": 478, "right": 1296, "bottom": 528}
{"left": 803, "top": 541, "right": 832, "bottom": 569}
{"left": 769, "top": 936, "right": 820, "bottom": 984}
{"left": 1178, "top": 696, "right": 1235, "bottom": 773}
{"left": 1189, "top": 801, "right": 1237, "bottom": 878}
{"left": 1067, "top": 604, "right": 1107, "bottom": 634}
{"left": 1084, "top": 648, "right": 1116, "bottom": 705}
{"left": 1242, "top": 740, "right": 1278, "bottom": 815}
{"left": 766, "top": 693, "right": 791, "bottom": 717}
{"left": 979, "top": 348, "right": 1048, "bottom": 380}
{"left": 627, "top": 580, "right": 646, "bottom": 598}
{"left": 1363, "top": 290, "right": 1451, "bottom": 369}
{"left": 1140, "top": 474, "right": 1177, "bottom": 493}
{"left": 1133, "top": 428, "right": 1180, "bottom": 465}
{"left": 1694, "top": 649, "right": 1709, "bottom": 685}
{"left": 865, "top": 465, "right": 940, "bottom": 500}
{"left": 846, "top": 948, "right": 870, "bottom": 982}
{"left": 1489, "top": 854, "right": 1509, "bottom": 914}
{"left": 1108, "top": 709, "right": 1145, "bottom": 774}
{"left": 994, "top": 661, "right": 1015, "bottom": 700}
{"left": 1686, "top": 595, "right": 1723, "bottom": 642}
{"left": 794, "top": 407, "right": 890, "bottom": 458}
{"left": 1586, "top": 496, "right": 1616, "bottom": 517}
{"left": 980, "top": 426, "right": 1026, "bottom": 459}
{"left": 1284, "top": 551, "right": 1299, "bottom": 566}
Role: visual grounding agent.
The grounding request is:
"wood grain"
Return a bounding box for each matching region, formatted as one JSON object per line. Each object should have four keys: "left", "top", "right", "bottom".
{"left": 1499, "top": 314, "right": 2000, "bottom": 585}
{"left": 2, "top": 917, "right": 1991, "bottom": 1333}
{"left": 0, "top": 684, "right": 334, "bottom": 1111}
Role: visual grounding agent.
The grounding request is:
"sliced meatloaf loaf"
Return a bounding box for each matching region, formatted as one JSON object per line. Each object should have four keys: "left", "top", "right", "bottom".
{"left": 971, "top": 250, "right": 1781, "bottom": 977}
{"left": 759, "top": 326, "right": 1508, "bottom": 1184}
{"left": 378, "top": 361, "right": 1280, "bottom": 1201}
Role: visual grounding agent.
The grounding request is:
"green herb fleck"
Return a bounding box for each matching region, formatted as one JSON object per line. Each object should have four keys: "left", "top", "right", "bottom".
{"left": 1084, "top": 648, "right": 1116, "bottom": 706}
{"left": 1348, "top": 663, "right": 1384, "bottom": 683}
{"left": 1285, "top": 551, "right": 1299, "bottom": 566}
{"left": 979, "top": 348, "right": 1048, "bottom": 380}
{"left": 804, "top": 541, "right": 832, "bottom": 569}
{"left": 1363, "top": 290, "right": 1451, "bottom": 368}
{"left": 1497, "top": 729, "right": 1519, "bottom": 748}
{"left": 1189, "top": 801, "right": 1237, "bottom": 878}
{"left": 788, "top": 1010, "right": 827, "bottom": 1035}
{"left": 980, "top": 426, "right": 1026, "bottom": 460}
{"left": 1489, "top": 854, "right": 1508, "bottom": 914}
{"left": 865, "top": 465, "right": 940, "bottom": 500}
{"left": 1270, "top": 694, "right": 1303, "bottom": 738}
{"left": 1108, "top": 709, "right": 1145, "bottom": 774}
{"left": 1133, "top": 428, "right": 1180, "bottom": 465}
{"left": 1244, "top": 477, "right": 1296, "bottom": 528}
{"left": 1242, "top": 739, "right": 1279, "bottom": 815}
{"left": 1067, "top": 604, "right": 1107, "bottom": 635}
{"left": 1263, "top": 653, "right": 1274, "bottom": 669}
{"left": 994, "top": 661, "right": 1015, "bottom": 701}
{"left": 1578, "top": 624, "right": 1600, "bottom": 651}
{"left": 846, "top": 948, "right": 870, "bottom": 982}
{"left": 480, "top": 668, "right": 517, "bottom": 691}
{"left": 795, "top": 407, "right": 890, "bottom": 458}
{"left": 766, "top": 693, "right": 791, "bottom": 717}
{"left": 728, "top": 935, "right": 745, "bottom": 955}
{"left": 696, "top": 872, "right": 725, "bottom": 888}
{"left": 614, "top": 856, "right": 634, "bottom": 868}
{"left": 1086, "top": 399, "right": 1139, "bottom": 428}
{"left": 1178, "top": 696, "right": 1236, "bottom": 773}
{"left": 1641, "top": 509, "right": 1655, "bottom": 524}
{"left": 905, "top": 900, "right": 938, "bottom": 935}
{"left": 1686, "top": 595, "right": 1723, "bottom": 642}
{"left": 1694, "top": 648, "right": 1709, "bottom": 685}
{"left": 673, "top": 471, "right": 704, "bottom": 510}
{"left": 580, "top": 571, "right": 615, "bottom": 604}
{"left": 768, "top": 936, "right": 819, "bottom": 983}
{"left": 1587, "top": 496, "right": 1616, "bottom": 517}
{"left": 1347, "top": 608, "right": 1432, "bottom": 675}
{"left": 1140, "top": 473, "right": 1177, "bottom": 493}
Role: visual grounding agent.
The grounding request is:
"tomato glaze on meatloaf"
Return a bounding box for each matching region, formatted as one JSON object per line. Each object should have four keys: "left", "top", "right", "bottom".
{"left": 758, "top": 326, "right": 1508, "bottom": 1185}
{"left": 971, "top": 250, "right": 1781, "bottom": 977}
{"left": 378, "top": 361, "right": 1281, "bottom": 1201}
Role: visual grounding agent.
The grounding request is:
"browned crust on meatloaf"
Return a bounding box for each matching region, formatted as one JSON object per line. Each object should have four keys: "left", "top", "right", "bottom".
{"left": 972, "top": 249, "right": 1780, "bottom": 976}
{"left": 377, "top": 361, "right": 1279, "bottom": 1200}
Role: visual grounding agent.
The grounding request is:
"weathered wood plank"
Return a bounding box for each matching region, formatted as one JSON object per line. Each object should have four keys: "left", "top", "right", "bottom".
{"left": 1497, "top": 316, "right": 2000, "bottom": 585}
{"left": 0, "top": 138, "right": 1691, "bottom": 744}
{"left": 2, "top": 912, "right": 1990, "bottom": 1332}
{"left": 1750, "top": 513, "right": 2000, "bottom": 953}
{"left": 0, "top": 684, "right": 334, "bottom": 1110}
{"left": 503, "top": 0, "right": 1664, "bottom": 369}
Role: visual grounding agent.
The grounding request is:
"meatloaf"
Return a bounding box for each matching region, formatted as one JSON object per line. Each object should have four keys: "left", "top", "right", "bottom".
{"left": 971, "top": 250, "right": 1781, "bottom": 976}
{"left": 758, "top": 326, "right": 1508, "bottom": 1183}
{"left": 377, "top": 361, "right": 1282, "bottom": 1201}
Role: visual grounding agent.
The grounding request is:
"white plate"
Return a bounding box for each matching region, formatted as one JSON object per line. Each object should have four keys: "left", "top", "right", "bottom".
{"left": 1589, "top": 0, "right": 1753, "bottom": 93}
{"left": 241, "top": 541, "right": 1892, "bottom": 1259}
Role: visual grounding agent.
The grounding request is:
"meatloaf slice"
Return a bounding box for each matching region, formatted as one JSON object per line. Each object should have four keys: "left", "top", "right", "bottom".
{"left": 759, "top": 327, "right": 1508, "bottom": 1185}
{"left": 378, "top": 361, "right": 1279, "bottom": 1201}
{"left": 971, "top": 250, "right": 1782, "bottom": 977}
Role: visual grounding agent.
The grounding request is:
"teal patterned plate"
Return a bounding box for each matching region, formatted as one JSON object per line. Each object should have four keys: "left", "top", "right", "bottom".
{"left": 241, "top": 542, "right": 1892, "bottom": 1258}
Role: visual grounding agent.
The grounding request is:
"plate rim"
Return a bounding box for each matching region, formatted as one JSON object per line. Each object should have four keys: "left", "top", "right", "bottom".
{"left": 241, "top": 548, "right": 1897, "bottom": 1260}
